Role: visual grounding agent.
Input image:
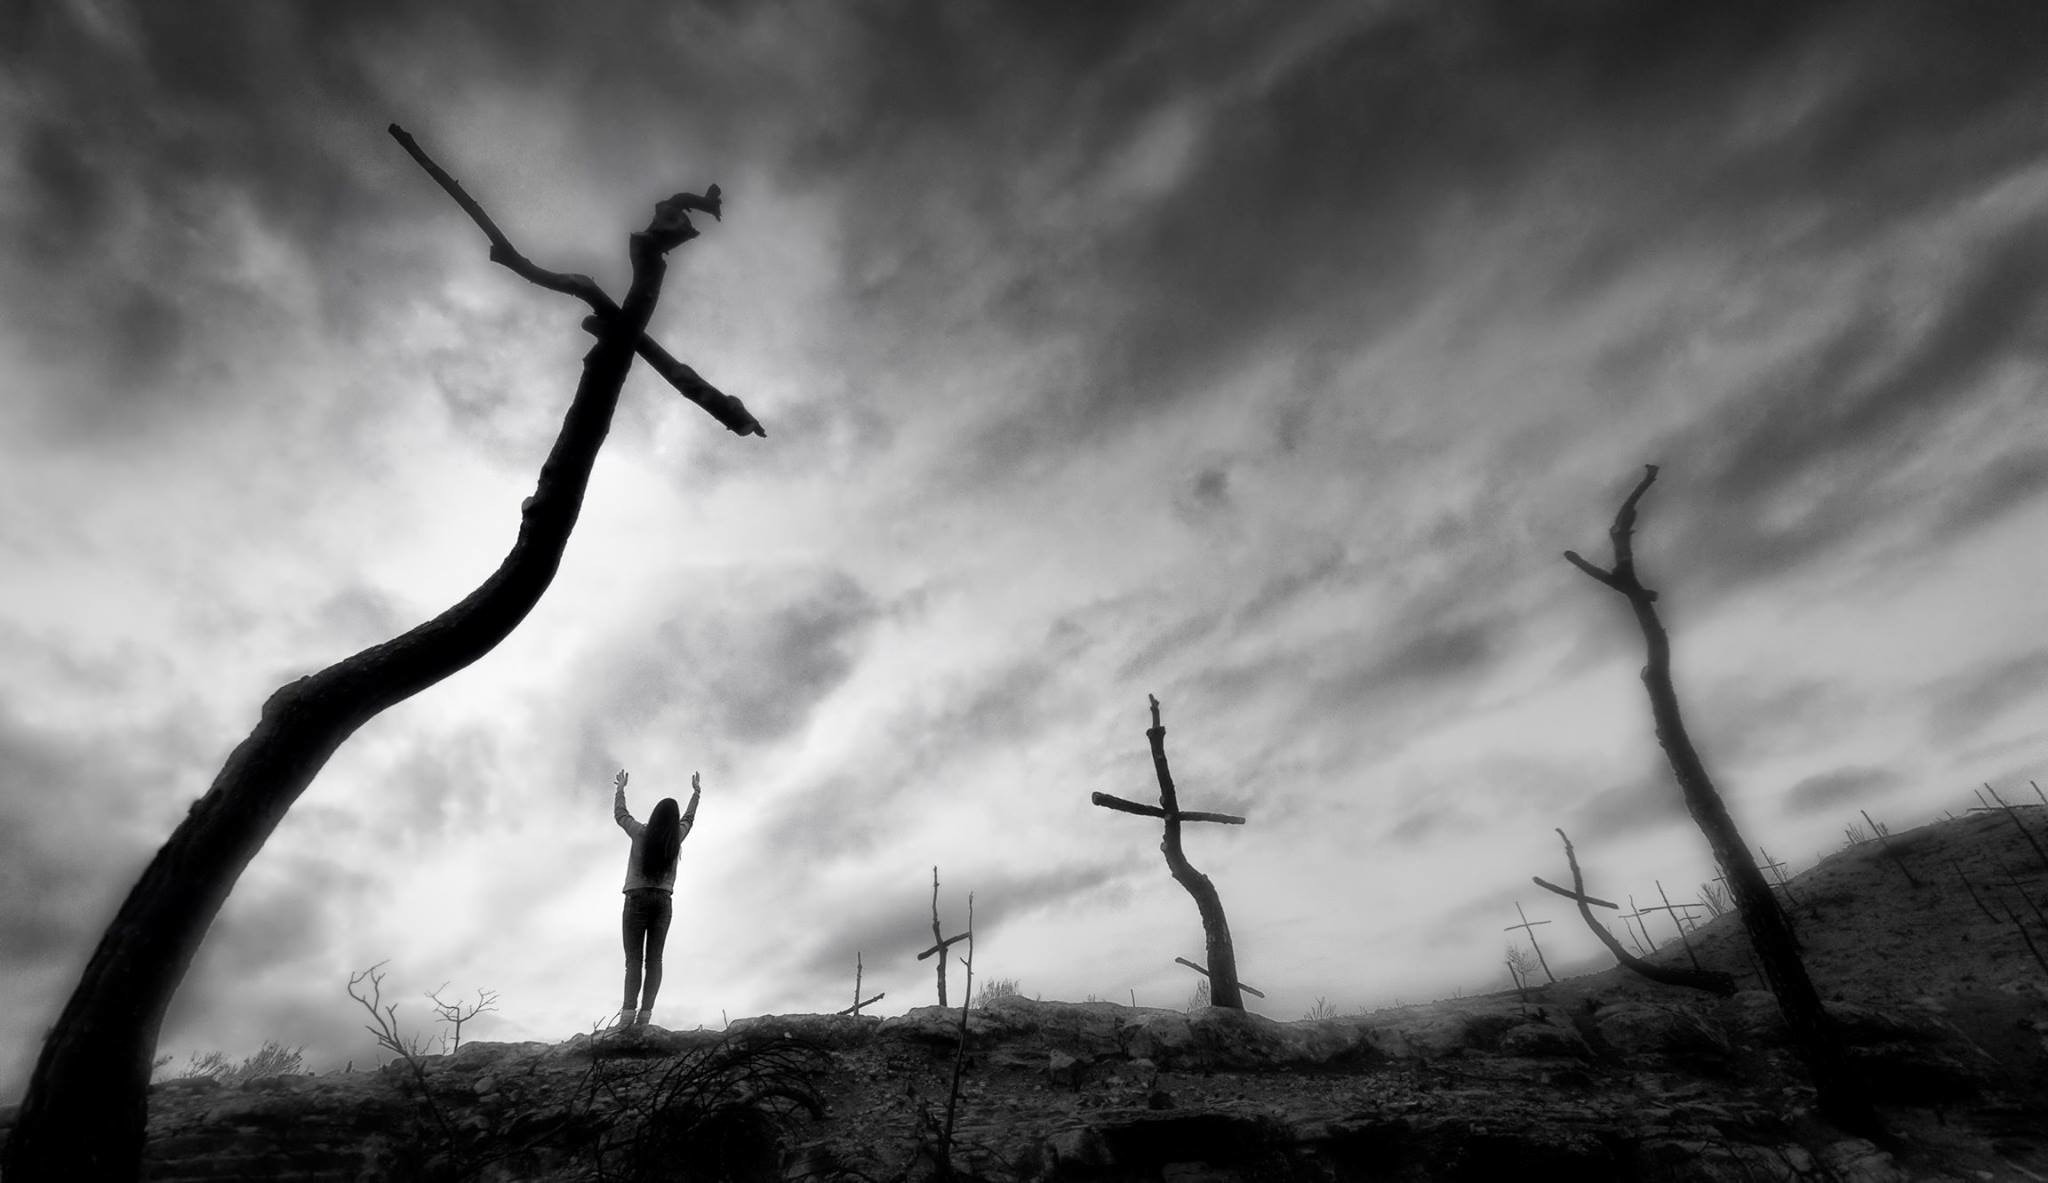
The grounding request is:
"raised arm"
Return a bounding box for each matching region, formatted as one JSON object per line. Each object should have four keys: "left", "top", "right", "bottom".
{"left": 678, "top": 771, "right": 702, "bottom": 841}
{"left": 613, "top": 768, "right": 643, "bottom": 838}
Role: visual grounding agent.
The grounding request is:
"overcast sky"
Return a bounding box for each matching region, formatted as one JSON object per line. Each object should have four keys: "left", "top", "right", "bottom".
{"left": 5, "top": 0, "right": 2048, "bottom": 1099}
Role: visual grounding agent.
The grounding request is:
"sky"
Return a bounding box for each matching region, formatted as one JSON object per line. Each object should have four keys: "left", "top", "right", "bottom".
{"left": 4, "top": 0, "right": 2048, "bottom": 1099}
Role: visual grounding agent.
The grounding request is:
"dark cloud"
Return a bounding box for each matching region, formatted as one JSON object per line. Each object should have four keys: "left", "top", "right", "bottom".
{"left": 1570, "top": 774, "right": 1689, "bottom": 844}
{"left": 1934, "top": 447, "right": 2048, "bottom": 538}
{"left": 1648, "top": 216, "right": 2048, "bottom": 591}
{"left": 1687, "top": 676, "right": 1870, "bottom": 768}
{"left": 749, "top": 655, "right": 1070, "bottom": 864}
{"left": 1780, "top": 765, "right": 1903, "bottom": 818}
{"left": 579, "top": 565, "right": 879, "bottom": 753}
{"left": 1924, "top": 650, "right": 2048, "bottom": 744}
{"left": 0, "top": 691, "right": 219, "bottom": 1101}
{"left": 1229, "top": 545, "right": 1354, "bottom": 634}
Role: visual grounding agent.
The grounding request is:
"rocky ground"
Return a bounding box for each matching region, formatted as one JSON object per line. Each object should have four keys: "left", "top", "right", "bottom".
{"left": 7, "top": 808, "right": 2048, "bottom": 1181}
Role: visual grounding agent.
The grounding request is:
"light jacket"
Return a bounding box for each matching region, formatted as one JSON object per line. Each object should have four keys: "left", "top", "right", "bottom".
{"left": 616, "top": 784, "right": 699, "bottom": 893}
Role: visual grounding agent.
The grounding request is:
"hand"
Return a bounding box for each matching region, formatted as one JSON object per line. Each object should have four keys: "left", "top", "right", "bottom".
{"left": 614, "top": 769, "right": 629, "bottom": 792}
{"left": 691, "top": 771, "right": 701, "bottom": 794}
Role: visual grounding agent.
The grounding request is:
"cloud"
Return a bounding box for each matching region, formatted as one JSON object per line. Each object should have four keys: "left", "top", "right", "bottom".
{"left": 1780, "top": 765, "right": 1904, "bottom": 818}
{"left": 575, "top": 564, "right": 879, "bottom": 756}
{"left": 1924, "top": 649, "right": 2048, "bottom": 744}
{"left": 1569, "top": 775, "right": 1690, "bottom": 845}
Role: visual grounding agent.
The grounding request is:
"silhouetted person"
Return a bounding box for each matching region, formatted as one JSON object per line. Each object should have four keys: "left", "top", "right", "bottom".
{"left": 611, "top": 768, "right": 700, "bottom": 1028}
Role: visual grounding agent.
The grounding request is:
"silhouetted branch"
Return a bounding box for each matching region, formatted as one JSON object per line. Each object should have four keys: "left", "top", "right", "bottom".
{"left": 1982, "top": 783, "right": 2048, "bottom": 871}
{"left": 1532, "top": 876, "right": 1617, "bottom": 910}
{"left": 392, "top": 123, "right": 762, "bottom": 437}
{"left": 1950, "top": 859, "right": 2000, "bottom": 923}
{"left": 3, "top": 129, "right": 732, "bottom": 1179}
{"left": 1859, "top": 809, "right": 1923, "bottom": 888}
{"left": 577, "top": 316, "right": 765, "bottom": 436}
{"left": 1089, "top": 792, "right": 1246, "bottom": 825}
{"left": 1173, "top": 957, "right": 1266, "bottom": 999}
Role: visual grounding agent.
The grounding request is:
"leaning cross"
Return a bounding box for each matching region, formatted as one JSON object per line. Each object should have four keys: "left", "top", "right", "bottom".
{"left": 1756, "top": 846, "right": 1806, "bottom": 913}
{"left": 1503, "top": 901, "right": 1557, "bottom": 984}
{"left": 1091, "top": 695, "right": 1250, "bottom": 1009}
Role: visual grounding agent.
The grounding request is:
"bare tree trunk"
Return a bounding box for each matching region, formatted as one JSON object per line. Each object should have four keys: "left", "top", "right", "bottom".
{"left": 3, "top": 130, "right": 734, "bottom": 1181}
{"left": 1144, "top": 697, "right": 1245, "bottom": 1010}
{"left": 1565, "top": 465, "right": 1878, "bottom": 1137}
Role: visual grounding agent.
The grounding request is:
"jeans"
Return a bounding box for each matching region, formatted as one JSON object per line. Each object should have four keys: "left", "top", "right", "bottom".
{"left": 621, "top": 888, "right": 673, "bottom": 1014}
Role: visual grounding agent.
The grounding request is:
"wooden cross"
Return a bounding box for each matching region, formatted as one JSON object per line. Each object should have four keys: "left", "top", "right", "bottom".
{"left": 1621, "top": 894, "right": 1655, "bottom": 955}
{"left": 1641, "top": 879, "right": 1705, "bottom": 970}
{"left": 1503, "top": 900, "right": 1557, "bottom": 984}
{"left": 1090, "top": 695, "right": 1250, "bottom": 1009}
{"left": 917, "top": 866, "right": 970, "bottom": 1006}
{"left": 1756, "top": 846, "right": 1805, "bottom": 910}
{"left": 836, "top": 951, "right": 885, "bottom": 1016}
{"left": 1174, "top": 957, "right": 1267, "bottom": 1000}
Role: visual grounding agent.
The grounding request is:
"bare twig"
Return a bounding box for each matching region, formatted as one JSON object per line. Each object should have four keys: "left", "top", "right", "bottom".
{"left": 2003, "top": 902, "right": 2048, "bottom": 978}
{"left": 1984, "top": 783, "right": 2048, "bottom": 871}
{"left": 1951, "top": 860, "right": 2001, "bottom": 923}
{"left": 425, "top": 982, "right": 500, "bottom": 1055}
{"left": 1861, "top": 809, "right": 1923, "bottom": 888}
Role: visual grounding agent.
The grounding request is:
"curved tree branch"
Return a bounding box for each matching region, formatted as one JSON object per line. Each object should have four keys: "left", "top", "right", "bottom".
{"left": 1540, "top": 829, "right": 1735, "bottom": 996}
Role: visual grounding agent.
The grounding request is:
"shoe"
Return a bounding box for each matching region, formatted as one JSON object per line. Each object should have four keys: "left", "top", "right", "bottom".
{"left": 635, "top": 1008, "right": 654, "bottom": 1028}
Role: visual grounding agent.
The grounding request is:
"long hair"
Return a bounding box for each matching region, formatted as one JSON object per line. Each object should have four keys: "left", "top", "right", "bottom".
{"left": 640, "top": 797, "right": 683, "bottom": 880}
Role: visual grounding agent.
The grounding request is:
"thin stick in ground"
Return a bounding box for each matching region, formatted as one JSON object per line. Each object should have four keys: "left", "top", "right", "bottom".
{"left": 1983, "top": 783, "right": 2048, "bottom": 872}
{"left": 1860, "top": 809, "right": 1923, "bottom": 888}
{"left": 938, "top": 893, "right": 975, "bottom": 1180}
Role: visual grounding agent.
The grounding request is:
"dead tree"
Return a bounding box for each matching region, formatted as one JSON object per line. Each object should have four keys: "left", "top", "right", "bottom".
{"left": 1535, "top": 828, "right": 1736, "bottom": 995}
{"left": 917, "top": 865, "right": 968, "bottom": 1006}
{"left": 4, "top": 127, "right": 756, "bottom": 1181}
{"left": 1091, "top": 695, "right": 1249, "bottom": 1009}
{"left": 1566, "top": 465, "right": 1876, "bottom": 1135}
